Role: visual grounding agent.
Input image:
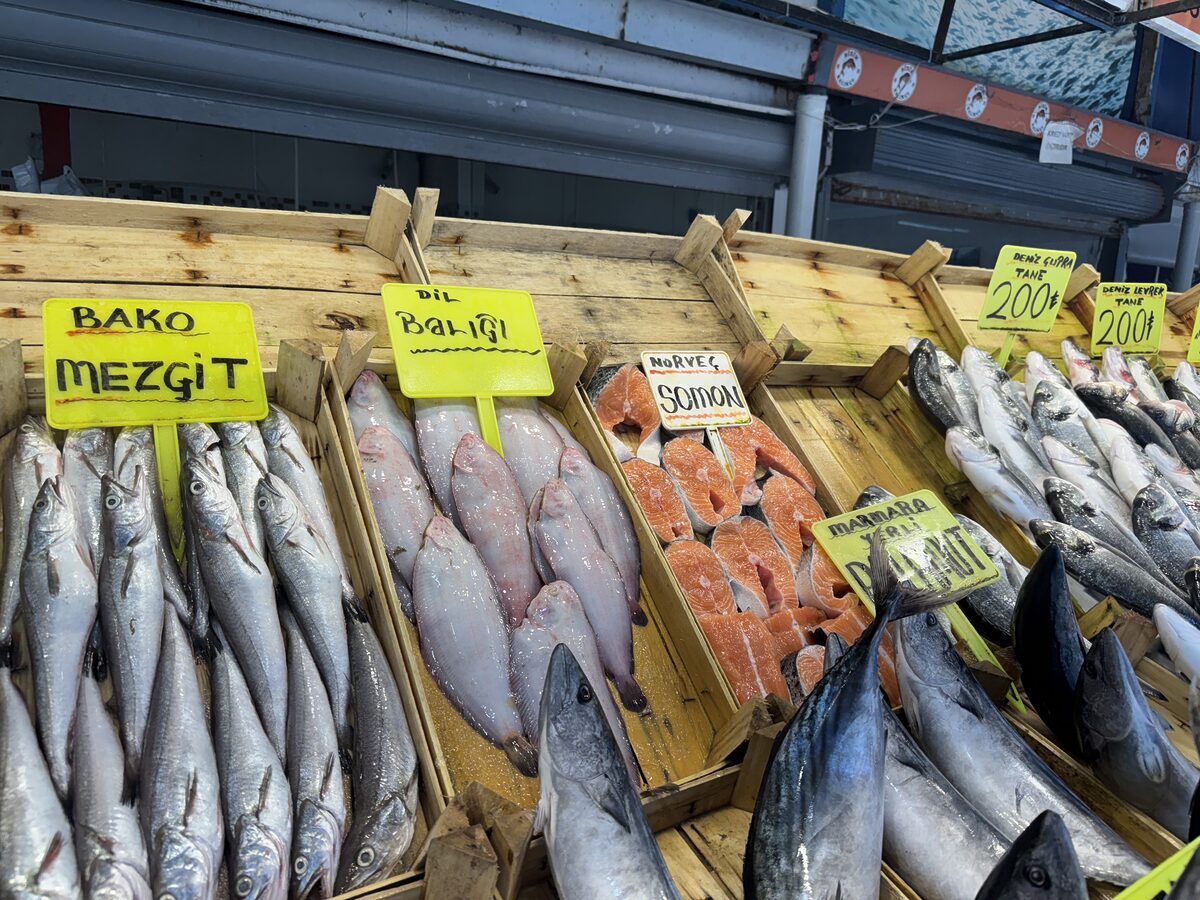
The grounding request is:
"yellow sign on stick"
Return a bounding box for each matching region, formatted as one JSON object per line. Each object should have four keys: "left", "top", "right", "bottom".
{"left": 978, "top": 245, "right": 1077, "bottom": 333}
{"left": 43, "top": 298, "right": 268, "bottom": 554}
{"left": 1114, "top": 836, "right": 1200, "bottom": 899}
{"left": 381, "top": 284, "right": 552, "bottom": 454}
{"left": 1091, "top": 282, "right": 1167, "bottom": 357}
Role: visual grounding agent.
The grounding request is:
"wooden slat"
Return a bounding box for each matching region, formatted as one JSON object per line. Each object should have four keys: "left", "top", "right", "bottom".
{"left": 430, "top": 217, "right": 682, "bottom": 260}
{"left": 364, "top": 187, "right": 413, "bottom": 262}
{"left": 411, "top": 187, "right": 440, "bottom": 249}
{"left": 894, "top": 240, "right": 950, "bottom": 286}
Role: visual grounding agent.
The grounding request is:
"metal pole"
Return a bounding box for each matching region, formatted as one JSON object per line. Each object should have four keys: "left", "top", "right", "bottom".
{"left": 786, "top": 91, "right": 826, "bottom": 239}
{"left": 1174, "top": 200, "right": 1200, "bottom": 292}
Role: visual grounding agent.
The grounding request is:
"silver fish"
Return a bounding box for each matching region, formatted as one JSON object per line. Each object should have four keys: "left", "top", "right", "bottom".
{"left": 944, "top": 427, "right": 1052, "bottom": 527}
{"left": 974, "top": 811, "right": 1086, "bottom": 900}
{"left": 1155, "top": 604, "right": 1200, "bottom": 684}
{"left": 1102, "top": 346, "right": 1140, "bottom": 400}
{"left": 1076, "top": 381, "right": 1179, "bottom": 458}
{"left": 1132, "top": 484, "right": 1200, "bottom": 593}
{"left": 140, "top": 605, "right": 223, "bottom": 900}
{"left": 1141, "top": 398, "right": 1197, "bottom": 436}
{"left": 534, "top": 478, "right": 645, "bottom": 712}
{"left": 257, "top": 474, "right": 352, "bottom": 745}
{"left": 63, "top": 427, "right": 113, "bottom": 573}
{"left": 1130, "top": 355, "right": 1168, "bottom": 403}
{"left": 180, "top": 422, "right": 224, "bottom": 481}
{"left": 541, "top": 406, "right": 590, "bottom": 457}
{"left": 1178, "top": 361, "right": 1200, "bottom": 401}
{"left": 1024, "top": 350, "right": 1071, "bottom": 404}
{"left": 909, "top": 339, "right": 965, "bottom": 434}
{"left": 537, "top": 644, "right": 680, "bottom": 900}
{"left": 977, "top": 384, "right": 1053, "bottom": 489}
{"left": 337, "top": 613, "right": 420, "bottom": 891}
{"left": 528, "top": 580, "right": 640, "bottom": 783}
{"left": 1077, "top": 629, "right": 1200, "bottom": 839}
{"left": 74, "top": 656, "right": 152, "bottom": 900}
{"left": 559, "top": 447, "right": 644, "bottom": 625}
{"left": 347, "top": 369, "right": 419, "bottom": 463}
{"left": 1030, "top": 380, "right": 1104, "bottom": 463}
{"left": 0, "top": 417, "right": 61, "bottom": 648}
{"left": 954, "top": 514, "right": 1026, "bottom": 644}
{"left": 1061, "top": 338, "right": 1100, "bottom": 387}
{"left": 1147, "top": 443, "right": 1200, "bottom": 496}
{"left": 511, "top": 617, "right": 557, "bottom": 741}
{"left": 357, "top": 424, "right": 435, "bottom": 623}
{"left": 496, "top": 398, "right": 566, "bottom": 505}
{"left": 217, "top": 421, "right": 269, "bottom": 556}
{"left": 451, "top": 432, "right": 542, "bottom": 629}
{"left": 213, "top": 630, "right": 293, "bottom": 900}
{"left": 0, "top": 665, "right": 80, "bottom": 899}
{"left": 413, "top": 398, "right": 481, "bottom": 527}
{"left": 186, "top": 458, "right": 288, "bottom": 760}
{"left": 881, "top": 707, "right": 1008, "bottom": 900}
{"left": 22, "top": 475, "right": 98, "bottom": 799}
{"left": 1043, "top": 477, "right": 1165, "bottom": 580}
{"left": 282, "top": 608, "right": 346, "bottom": 900}
{"left": 1043, "top": 435, "right": 1130, "bottom": 523}
{"left": 932, "top": 345, "right": 981, "bottom": 433}
{"left": 98, "top": 468, "right": 164, "bottom": 781}
{"left": 895, "top": 609, "right": 1150, "bottom": 885}
{"left": 413, "top": 515, "right": 537, "bottom": 775}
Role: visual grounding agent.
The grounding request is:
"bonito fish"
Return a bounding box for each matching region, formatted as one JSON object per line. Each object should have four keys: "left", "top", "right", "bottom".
{"left": 974, "top": 811, "right": 1087, "bottom": 900}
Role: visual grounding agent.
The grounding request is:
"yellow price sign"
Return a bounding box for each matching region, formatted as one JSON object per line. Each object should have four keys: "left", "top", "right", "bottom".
{"left": 43, "top": 298, "right": 268, "bottom": 553}
{"left": 1114, "top": 837, "right": 1200, "bottom": 899}
{"left": 979, "top": 244, "right": 1076, "bottom": 333}
{"left": 381, "top": 283, "right": 552, "bottom": 454}
{"left": 1189, "top": 309, "right": 1200, "bottom": 366}
{"left": 1091, "top": 282, "right": 1166, "bottom": 357}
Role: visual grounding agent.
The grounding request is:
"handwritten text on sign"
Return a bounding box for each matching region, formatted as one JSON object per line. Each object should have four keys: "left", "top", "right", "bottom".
{"left": 42, "top": 298, "right": 267, "bottom": 429}
{"left": 979, "top": 245, "right": 1077, "bottom": 333}
{"left": 1091, "top": 282, "right": 1166, "bottom": 357}
{"left": 640, "top": 351, "right": 751, "bottom": 430}
{"left": 811, "top": 490, "right": 999, "bottom": 612}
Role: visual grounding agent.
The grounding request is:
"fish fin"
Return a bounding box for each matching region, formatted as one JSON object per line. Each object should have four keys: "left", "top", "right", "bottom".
{"left": 614, "top": 675, "right": 648, "bottom": 714}
{"left": 253, "top": 765, "right": 273, "bottom": 817}
{"left": 533, "top": 797, "right": 547, "bottom": 834}
{"left": 630, "top": 603, "right": 648, "bottom": 627}
{"left": 182, "top": 769, "right": 200, "bottom": 827}
{"left": 84, "top": 628, "right": 107, "bottom": 682}
{"left": 824, "top": 633, "right": 849, "bottom": 671}
{"left": 582, "top": 772, "right": 631, "bottom": 832}
{"left": 120, "top": 770, "right": 139, "bottom": 806}
{"left": 119, "top": 551, "right": 138, "bottom": 600}
{"left": 320, "top": 752, "right": 340, "bottom": 799}
{"left": 1136, "top": 741, "right": 1167, "bottom": 784}
{"left": 79, "top": 823, "right": 116, "bottom": 855}
{"left": 338, "top": 746, "right": 353, "bottom": 776}
{"left": 502, "top": 736, "right": 539, "bottom": 777}
{"left": 866, "top": 530, "right": 944, "bottom": 623}
{"left": 221, "top": 528, "right": 262, "bottom": 573}
{"left": 46, "top": 555, "right": 60, "bottom": 597}
{"left": 35, "top": 833, "right": 65, "bottom": 881}
{"left": 341, "top": 592, "right": 369, "bottom": 623}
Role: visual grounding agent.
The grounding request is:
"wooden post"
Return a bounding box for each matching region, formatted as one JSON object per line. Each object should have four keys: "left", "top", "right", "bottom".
{"left": 581, "top": 340, "right": 610, "bottom": 389}
{"left": 732, "top": 341, "right": 781, "bottom": 395}
{"left": 363, "top": 187, "right": 413, "bottom": 262}
{"left": 332, "top": 329, "right": 376, "bottom": 394}
{"left": 730, "top": 722, "right": 786, "bottom": 811}
{"left": 547, "top": 342, "right": 588, "bottom": 411}
{"left": 703, "top": 697, "right": 777, "bottom": 767}
{"left": 411, "top": 186, "right": 440, "bottom": 249}
{"left": 674, "top": 214, "right": 725, "bottom": 272}
{"left": 857, "top": 346, "right": 910, "bottom": 400}
{"left": 0, "top": 339, "right": 28, "bottom": 435}
{"left": 1065, "top": 263, "right": 1101, "bottom": 331}
{"left": 913, "top": 276, "right": 971, "bottom": 360}
{"left": 721, "top": 208, "right": 752, "bottom": 244}
{"left": 1168, "top": 281, "right": 1200, "bottom": 320}
{"left": 893, "top": 240, "right": 951, "bottom": 286}
{"left": 275, "top": 339, "right": 325, "bottom": 422}
{"left": 771, "top": 325, "right": 811, "bottom": 362}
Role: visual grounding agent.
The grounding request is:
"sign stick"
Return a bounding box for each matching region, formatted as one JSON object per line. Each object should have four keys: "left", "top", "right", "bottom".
{"left": 475, "top": 395, "right": 503, "bottom": 457}
{"left": 708, "top": 426, "right": 736, "bottom": 481}
{"left": 153, "top": 423, "right": 185, "bottom": 559}
{"left": 994, "top": 333, "right": 1016, "bottom": 369}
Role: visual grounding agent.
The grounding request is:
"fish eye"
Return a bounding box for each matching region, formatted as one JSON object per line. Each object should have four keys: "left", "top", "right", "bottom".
{"left": 235, "top": 875, "right": 254, "bottom": 897}
{"left": 1085, "top": 659, "right": 1098, "bottom": 678}
{"left": 577, "top": 683, "right": 592, "bottom": 703}
{"left": 293, "top": 856, "right": 307, "bottom": 875}
{"left": 924, "top": 613, "right": 937, "bottom": 626}
{"left": 357, "top": 847, "right": 376, "bottom": 867}
{"left": 256, "top": 496, "right": 269, "bottom": 511}
{"left": 188, "top": 480, "right": 205, "bottom": 496}
{"left": 33, "top": 498, "right": 47, "bottom": 512}
{"left": 160, "top": 894, "right": 177, "bottom": 900}
{"left": 1024, "top": 863, "right": 1048, "bottom": 887}
{"left": 105, "top": 494, "right": 121, "bottom": 510}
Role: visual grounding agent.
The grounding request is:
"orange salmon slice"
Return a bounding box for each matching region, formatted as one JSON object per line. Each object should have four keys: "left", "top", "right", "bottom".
{"left": 710, "top": 517, "right": 798, "bottom": 616}
{"left": 666, "top": 540, "right": 736, "bottom": 617}
{"left": 717, "top": 415, "right": 816, "bottom": 505}
{"left": 589, "top": 364, "right": 662, "bottom": 464}
{"left": 795, "top": 543, "right": 859, "bottom": 616}
{"left": 621, "top": 459, "right": 693, "bottom": 544}
{"left": 794, "top": 645, "right": 826, "bottom": 697}
{"left": 759, "top": 474, "right": 825, "bottom": 570}
{"left": 698, "top": 612, "right": 790, "bottom": 704}
{"left": 765, "top": 606, "right": 825, "bottom": 660}
{"left": 661, "top": 438, "right": 739, "bottom": 535}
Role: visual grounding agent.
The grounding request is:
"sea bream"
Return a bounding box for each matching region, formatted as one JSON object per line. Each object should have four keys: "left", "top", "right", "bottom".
{"left": 954, "top": 514, "right": 1026, "bottom": 644}
{"left": 1043, "top": 435, "right": 1130, "bottom": 523}
{"left": 1076, "top": 629, "right": 1200, "bottom": 839}
{"left": 1147, "top": 443, "right": 1200, "bottom": 496}
{"left": 1130, "top": 355, "right": 1169, "bottom": 403}
{"left": 413, "top": 515, "right": 537, "bottom": 775}
{"left": 944, "top": 427, "right": 1052, "bottom": 527}
{"left": 0, "top": 663, "right": 80, "bottom": 899}
{"left": 140, "top": 605, "right": 223, "bottom": 900}
{"left": 976, "top": 384, "right": 1054, "bottom": 488}
{"left": 22, "top": 474, "right": 98, "bottom": 799}
{"left": 1024, "top": 350, "right": 1071, "bottom": 404}
{"left": 1132, "top": 483, "right": 1200, "bottom": 593}
{"left": 895, "top": 605, "right": 1150, "bottom": 884}
{"left": 413, "top": 398, "right": 481, "bottom": 527}
{"left": 217, "top": 420, "right": 269, "bottom": 556}
{"left": 536, "top": 645, "right": 680, "bottom": 900}
{"left": 63, "top": 426, "right": 113, "bottom": 573}
{"left": 1140, "top": 398, "right": 1197, "bottom": 436}
{"left": 98, "top": 467, "right": 164, "bottom": 782}
{"left": 908, "top": 339, "right": 965, "bottom": 435}
{"left": 1030, "top": 380, "right": 1104, "bottom": 463}
{"left": 337, "top": 612, "right": 420, "bottom": 891}
{"left": 962, "top": 346, "right": 1040, "bottom": 450}
{"left": 0, "top": 417, "right": 62, "bottom": 649}
{"left": 1076, "top": 381, "right": 1179, "bottom": 458}
{"left": 924, "top": 339, "right": 981, "bottom": 431}
{"left": 974, "top": 811, "right": 1087, "bottom": 900}
{"left": 452, "top": 432, "right": 543, "bottom": 629}
{"left": 588, "top": 363, "right": 663, "bottom": 465}
{"left": 347, "top": 369, "right": 419, "bottom": 463}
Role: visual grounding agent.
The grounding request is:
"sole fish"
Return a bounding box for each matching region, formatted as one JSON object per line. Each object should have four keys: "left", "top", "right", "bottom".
{"left": 975, "top": 811, "right": 1086, "bottom": 900}
{"left": 540, "top": 406, "right": 589, "bottom": 456}
{"left": 794, "top": 542, "right": 859, "bottom": 616}
{"left": 698, "top": 612, "right": 789, "bottom": 704}
{"left": 337, "top": 612, "right": 420, "bottom": 891}
{"left": 665, "top": 540, "right": 736, "bottom": 617}
{"left": 621, "top": 459, "right": 692, "bottom": 543}
{"left": 217, "top": 421, "right": 269, "bottom": 556}
{"left": 413, "top": 398, "right": 481, "bottom": 527}
{"left": 660, "top": 438, "right": 739, "bottom": 534}
{"left": 716, "top": 415, "right": 815, "bottom": 505}
{"left": 22, "top": 475, "right": 98, "bottom": 799}
{"left": 537, "top": 645, "right": 680, "bottom": 900}
{"left": 588, "top": 363, "right": 663, "bottom": 465}
{"left": 559, "top": 447, "right": 644, "bottom": 624}
{"left": 63, "top": 426, "right": 113, "bottom": 574}
{"left": 348, "top": 369, "right": 419, "bottom": 463}
{"left": 496, "top": 398, "right": 565, "bottom": 506}
{"left": 710, "top": 516, "right": 797, "bottom": 615}
{"left": 413, "top": 515, "right": 537, "bottom": 774}
{"left": 757, "top": 473, "right": 823, "bottom": 570}
{"left": 453, "top": 432, "right": 543, "bottom": 628}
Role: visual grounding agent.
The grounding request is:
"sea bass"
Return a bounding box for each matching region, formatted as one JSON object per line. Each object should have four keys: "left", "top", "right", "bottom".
{"left": 413, "top": 515, "right": 537, "bottom": 775}
{"left": 413, "top": 398, "right": 481, "bottom": 526}
{"left": 1130, "top": 355, "right": 1168, "bottom": 403}
{"left": 536, "top": 644, "right": 680, "bottom": 900}
{"left": 337, "top": 612, "right": 420, "bottom": 892}
{"left": 216, "top": 420, "right": 269, "bottom": 556}
{"left": 1030, "top": 380, "right": 1104, "bottom": 463}
{"left": 1024, "top": 350, "right": 1070, "bottom": 404}
{"left": 1043, "top": 435, "right": 1130, "bottom": 523}
{"left": 347, "top": 369, "right": 419, "bottom": 463}
{"left": 954, "top": 514, "right": 1026, "bottom": 644}
{"left": 1132, "top": 483, "right": 1200, "bottom": 593}
{"left": 1043, "top": 477, "right": 1164, "bottom": 580}
{"left": 22, "top": 475, "right": 98, "bottom": 799}
{"left": 496, "top": 398, "right": 566, "bottom": 506}
{"left": 1076, "top": 381, "right": 1179, "bottom": 458}
{"left": 1061, "top": 338, "right": 1100, "bottom": 388}
{"left": 974, "top": 811, "right": 1087, "bottom": 900}
{"left": 63, "top": 426, "right": 113, "bottom": 573}
{"left": 977, "top": 384, "right": 1054, "bottom": 487}
{"left": 1076, "top": 629, "right": 1200, "bottom": 839}
{"left": 1102, "top": 347, "right": 1141, "bottom": 400}
{"left": 944, "top": 427, "right": 1052, "bottom": 527}
{"left": 908, "top": 338, "right": 964, "bottom": 435}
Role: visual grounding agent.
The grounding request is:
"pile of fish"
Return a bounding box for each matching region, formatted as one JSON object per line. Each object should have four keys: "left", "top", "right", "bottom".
{"left": 745, "top": 533, "right": 1153, "bottom": 899}
{"left": 1, "top": 411, "right": 418, "bottom": 900}
{"left": 349, "top": 370, "right": 645, "bottom": 780}
{"left": 591, "top": 363, "right": 901, "bottom": 707}
{"left": 909, "top": 337, "right": 1200, "bottom": 638}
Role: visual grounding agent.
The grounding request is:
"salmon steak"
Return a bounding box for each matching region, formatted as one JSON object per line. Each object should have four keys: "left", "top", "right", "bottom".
{"left": 795, "top": 544, "right": 859, "bottom": 616}
{"left": 661, "top": 438, "right": 739, "bottom": 535}
{"left": 665, "top": 540, "right": 736, "bottom": 617}
{"left": 759, "top": 474, "right": 824, "bottom": 569}
{"left": 710, "top": 517, "right": 798, "bottom": 616}
{"left": 765, "top": 607, "right": 825, "bottom": 659}
{"left": 588, "top": 364, "right": 663, "bottom": 465}
{"left": 792, "top": 645, "right": 826, "bottom": 698}
{"left": 698, "top": 612, "right": 790, "bottom": 704}
{"left": 621, "top": 459, "right": 693, "bottom": 544}
{"left": 717, "top": 415, "right": 816, "bottom": 505}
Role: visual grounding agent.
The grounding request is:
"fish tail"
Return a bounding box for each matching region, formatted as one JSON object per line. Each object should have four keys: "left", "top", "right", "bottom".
{"left": 630, "top": 603, "right": 649, "bottom": 627}
{"left": 0, "top": 639, "right": 11, "bottom": 669}
{"left": 614, "top": 674, "right": 648, "bottom": 713}
{"left": 503, "top": 736, "right": 539, "bottom": 778}
{"left": 867, "top": 530, "right": 952, "bottom": 625}
{"left": 341, "top": 590, "right": 370, "bottom": 624}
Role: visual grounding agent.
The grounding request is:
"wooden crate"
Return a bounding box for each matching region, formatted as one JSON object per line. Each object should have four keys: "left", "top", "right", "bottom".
{"left": 0, "top": 337, "right": 438, "bottom": 898}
